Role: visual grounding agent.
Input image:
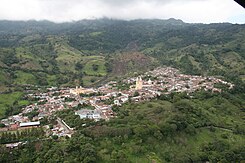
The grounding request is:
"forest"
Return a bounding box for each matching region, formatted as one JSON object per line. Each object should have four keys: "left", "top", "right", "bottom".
{"left": 0, "top": 90, "right": 244, "bottom": 162}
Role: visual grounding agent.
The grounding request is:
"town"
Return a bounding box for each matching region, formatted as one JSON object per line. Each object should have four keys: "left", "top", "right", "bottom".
{"left": 0, "top": 67, "right": 234, "bottom": 142}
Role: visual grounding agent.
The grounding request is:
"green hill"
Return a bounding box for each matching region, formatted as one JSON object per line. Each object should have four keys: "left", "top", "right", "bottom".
{"left": 0, "top": 19, "right": 244, "bottom": 88}
{"left": 0, "top": 19, "right": 244, "bottom": 162}
{"left": 1, "top": 91, "right": 244, "bottom": 162}
{"left": 0, "top": 18, "right": 244, "bottom": 117}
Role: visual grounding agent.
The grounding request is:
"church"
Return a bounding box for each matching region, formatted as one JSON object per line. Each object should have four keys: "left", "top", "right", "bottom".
{"left": 135, "top": 77, "right": 143, "bottom": 90}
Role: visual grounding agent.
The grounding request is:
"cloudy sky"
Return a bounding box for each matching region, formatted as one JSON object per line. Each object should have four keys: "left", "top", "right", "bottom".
{"left": 0, "top": 0, "right": 244, "bottom": 23}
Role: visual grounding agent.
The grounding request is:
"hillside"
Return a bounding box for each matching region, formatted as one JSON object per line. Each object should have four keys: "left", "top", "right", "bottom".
{"left": 1, "top": 91, "right": 244, "bottom": 162}
{"left": 0, "top": 19, "right": 244, "bottom": 83}
{"left": 0, "top": 19, "right": 245, "bottom": 162}
{"left": 0, "top": 18, "right": 245, "bottom": 119}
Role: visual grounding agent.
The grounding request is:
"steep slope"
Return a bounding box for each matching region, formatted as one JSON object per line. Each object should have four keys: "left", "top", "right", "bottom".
{"left": 0, "top": 19, "right": 244, "bottom": 112}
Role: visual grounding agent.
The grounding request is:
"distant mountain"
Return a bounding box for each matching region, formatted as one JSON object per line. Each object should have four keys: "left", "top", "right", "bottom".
{"left": 0, "top": 18, "right": 244, "bottom": 91}
{"left": 0, "top": 18, "right": 186, "bottom": 34}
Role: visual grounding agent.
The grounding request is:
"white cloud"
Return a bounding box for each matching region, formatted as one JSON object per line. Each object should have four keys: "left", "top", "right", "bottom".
{"left": 0, "top": 0, "right": 244, "bottom": 23}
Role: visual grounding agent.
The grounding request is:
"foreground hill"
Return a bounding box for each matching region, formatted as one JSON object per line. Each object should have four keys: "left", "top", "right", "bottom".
{"left": 0, "top": 91, "right": 244, "bottom": 162}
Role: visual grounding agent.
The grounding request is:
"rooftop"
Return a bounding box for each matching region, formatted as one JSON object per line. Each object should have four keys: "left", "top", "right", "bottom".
{"left": 19, "top": 121, "right": 40, "bottom": 127}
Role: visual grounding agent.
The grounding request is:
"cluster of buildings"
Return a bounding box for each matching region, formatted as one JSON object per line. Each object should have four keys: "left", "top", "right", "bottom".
{"left": 0, "top": 118, "right": 41, "bottom": 132}
{"left": 144, "top": 67, "right": 234, "bottom": 93}
{"left": 0, "top": 66, "right": 234, "bottom": 138}
{"left": 50, "top": 118, "right": 74, "bottom": 138}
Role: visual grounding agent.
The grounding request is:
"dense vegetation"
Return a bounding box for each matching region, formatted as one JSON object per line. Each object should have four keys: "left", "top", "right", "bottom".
{"left": 0, "top": 91, "right": 244, "bottom": 162}
{"left": 0, "top": 128, "right": 45, "bottom": 144}
{"left": 0, "top": 19, "right": 245, "bottom": 162}
{"left": 0, "top": 19, "right": 244, "bottom": 90}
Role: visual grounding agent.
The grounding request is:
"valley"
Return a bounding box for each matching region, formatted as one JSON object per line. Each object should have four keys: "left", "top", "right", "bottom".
{"left": 0, "top": 19, "right": 244, "bottom": 162}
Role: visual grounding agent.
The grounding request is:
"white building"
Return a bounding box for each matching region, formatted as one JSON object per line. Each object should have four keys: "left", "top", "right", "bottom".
{"left": 19, "top": 121, "right": 40, "bottom": 127}
{"left": 75, "top": 109, "right": 101, "bottom": 120}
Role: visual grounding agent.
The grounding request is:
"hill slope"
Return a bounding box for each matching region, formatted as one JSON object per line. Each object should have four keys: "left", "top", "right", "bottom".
{"left": 0, "top": 19, "right": 244, "bottom": 84}
{"left": 0, "top": 18, "right": 245, "bottom": 118}
{"left": 0, "top": 19, "right": 245, "bottom": 162}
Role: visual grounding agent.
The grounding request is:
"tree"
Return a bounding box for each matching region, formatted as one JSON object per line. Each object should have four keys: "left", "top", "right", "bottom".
{"left": 92, "top": 64, "right": 99, "bottom": 71}
{"left": 80, "top": 143, "right": 98, "bottom": 163}
{"left": 174, "top": 100, "right": 193, "bottom": 113}
{"left": 52, "top": 135, "right": 58, "bottom": 140}
{"left": 133, "top": 91, "right": 139, "bottom": 97}
{"left": 75, "top": 62, "right": 83, "bottom": 71}
{"left": 0, "top": 123, "right": 5, "bottom": 128}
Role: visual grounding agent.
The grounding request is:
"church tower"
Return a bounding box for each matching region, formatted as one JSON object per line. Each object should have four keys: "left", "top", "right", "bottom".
{"left": 135, "top": 77, "right": 143, "bottom": 90}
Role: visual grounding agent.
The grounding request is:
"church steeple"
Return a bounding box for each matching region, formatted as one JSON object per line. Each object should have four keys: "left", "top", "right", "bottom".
{"left": 135, "top": 77, "right": 143, "bottom": 90}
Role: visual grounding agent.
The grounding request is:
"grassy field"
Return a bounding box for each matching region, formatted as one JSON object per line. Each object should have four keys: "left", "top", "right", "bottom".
{"left": 15, "top": 47, "right": 36, "bottom": 60}
{"left": 0, "top": 92, "right": 24, "bottom": 119}
{"left": 14, "top": 71, "right": 37, "bottom": 85}
{"left": 83, "top": 59, "right": 107, "bottom": 76}
{"left": 55, "top": 43, "right": 83, "bottom": 73}
{"left": 18, "top": 100, "right": 30, "bottom": 106}
{"left": 0, "top": 37, "right": 111, "bottom": 89}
